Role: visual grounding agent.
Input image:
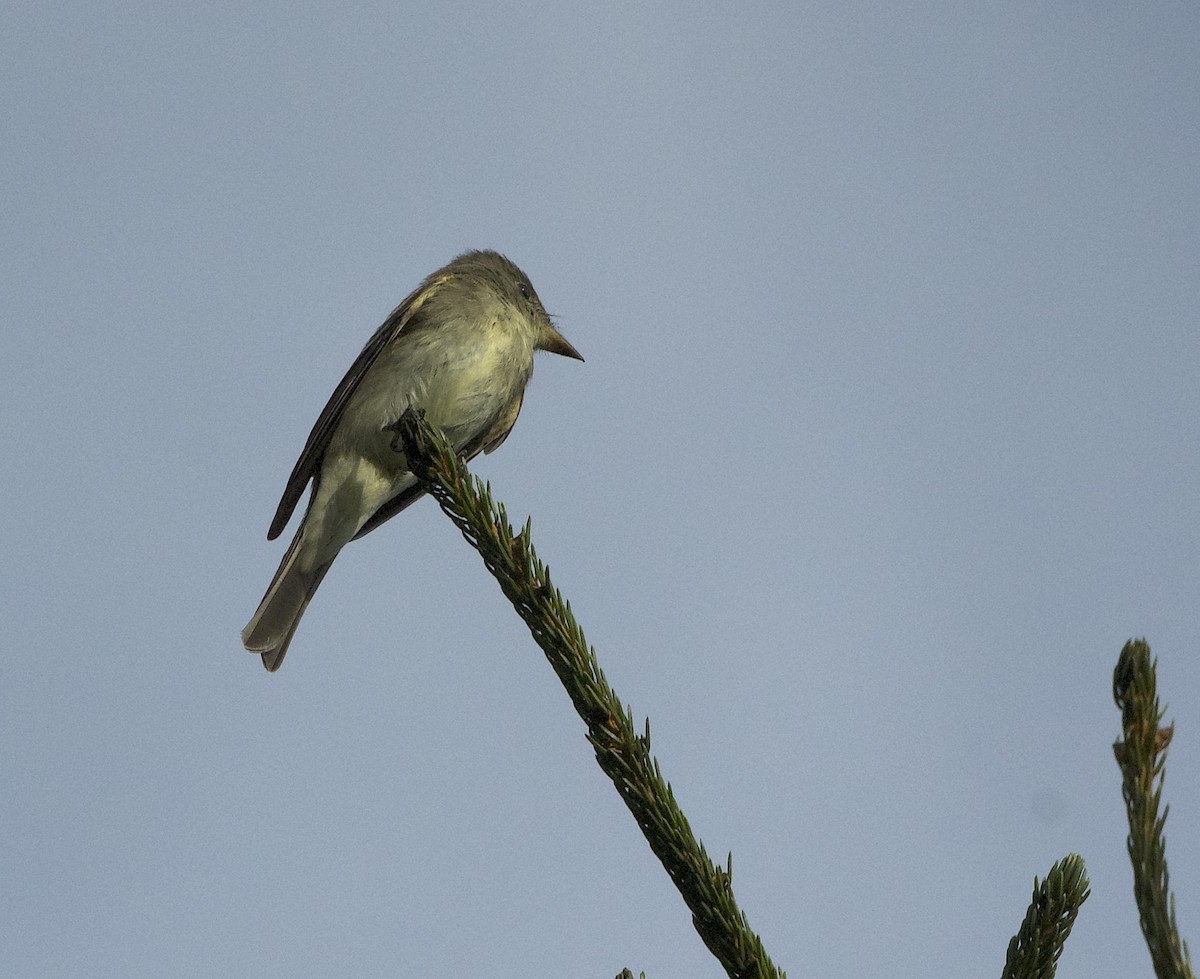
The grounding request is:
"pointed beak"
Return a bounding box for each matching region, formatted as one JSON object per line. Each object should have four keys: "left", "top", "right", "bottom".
{"left": 538, "top": 324, "right": 584, "bottom": 362}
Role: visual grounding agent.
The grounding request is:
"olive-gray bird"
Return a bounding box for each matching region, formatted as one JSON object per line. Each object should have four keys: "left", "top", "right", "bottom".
{"left": 242, "top": 250, "right": 582, "bottom": 671}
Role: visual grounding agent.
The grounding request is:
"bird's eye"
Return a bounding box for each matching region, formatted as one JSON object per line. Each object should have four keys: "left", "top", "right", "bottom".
{"left": 518, "top": 281, "right": 531, "bottom": 299}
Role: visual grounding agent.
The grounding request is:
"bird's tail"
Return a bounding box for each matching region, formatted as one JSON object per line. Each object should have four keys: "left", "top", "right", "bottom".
{"left": 241, "top": 528, "right": 331, "bottom": 672}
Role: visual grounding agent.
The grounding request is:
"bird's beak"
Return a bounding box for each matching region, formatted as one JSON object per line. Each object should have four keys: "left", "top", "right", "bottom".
{"left": 538, "top": 324, "right": 584, "bottom": 361}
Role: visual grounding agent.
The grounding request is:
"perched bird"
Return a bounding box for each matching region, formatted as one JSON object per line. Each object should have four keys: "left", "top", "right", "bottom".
{"left": 242, "top": 250, "right": 583, "bottom": 671}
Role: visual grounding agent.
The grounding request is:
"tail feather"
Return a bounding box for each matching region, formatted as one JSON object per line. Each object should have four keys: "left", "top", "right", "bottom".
{"left": 242, "top": 530, "right": 331, "bottom": 672}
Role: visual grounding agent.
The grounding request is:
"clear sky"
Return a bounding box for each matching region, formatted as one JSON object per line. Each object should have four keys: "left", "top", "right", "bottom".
{"left": 3, "top": 3, "right": 1198, "bottom": 976}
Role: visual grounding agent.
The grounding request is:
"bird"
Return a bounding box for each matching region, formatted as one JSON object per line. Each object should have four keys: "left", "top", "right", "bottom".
{"left": 242, "top": 250, "right": 582, "bottom": 671}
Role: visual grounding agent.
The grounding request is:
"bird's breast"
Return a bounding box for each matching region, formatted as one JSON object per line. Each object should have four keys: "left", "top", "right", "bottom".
{"left": 333, "top": 315, "right": 535, "bottom": 471}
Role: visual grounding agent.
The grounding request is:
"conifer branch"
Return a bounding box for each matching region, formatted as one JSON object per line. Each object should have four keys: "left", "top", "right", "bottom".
{"left": 1113, "top": 639, "right": 1195, "bottom": 979}
{"left": 1000, "top": 855, "right": 1090, "bottom": 979}
{"left": 398, "top": 408, "right": 784, "bottom": 979}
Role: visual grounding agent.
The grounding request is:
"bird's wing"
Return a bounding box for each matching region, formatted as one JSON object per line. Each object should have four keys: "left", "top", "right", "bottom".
{"left": 266, "top": 274, "right": 452, "bottom": 540}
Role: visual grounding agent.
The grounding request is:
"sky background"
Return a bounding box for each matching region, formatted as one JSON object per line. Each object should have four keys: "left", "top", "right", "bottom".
{"left": 2, "top": 2, "right": 1198, "bottom": 976}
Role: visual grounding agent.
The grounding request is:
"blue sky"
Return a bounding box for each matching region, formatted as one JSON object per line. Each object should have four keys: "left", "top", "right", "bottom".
{"left": 3, "top": 2, "right": 1198, "bottom": 976}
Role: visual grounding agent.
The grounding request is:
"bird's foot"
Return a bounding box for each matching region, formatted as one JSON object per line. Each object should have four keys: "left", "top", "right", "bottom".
{"left": 383, "top": 407, "right": 425, "bottom": 453}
